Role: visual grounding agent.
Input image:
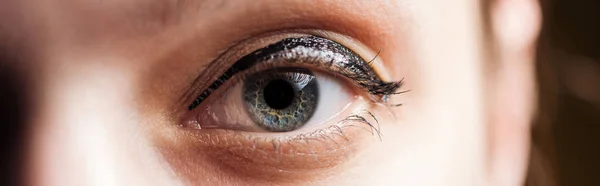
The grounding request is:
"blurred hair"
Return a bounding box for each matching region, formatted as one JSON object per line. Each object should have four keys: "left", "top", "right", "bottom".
{"left": 526, "top": 0, "right": 559, "bottom": 185}
{"left": 480, "top": 0, "right": 558, "bottom": 185}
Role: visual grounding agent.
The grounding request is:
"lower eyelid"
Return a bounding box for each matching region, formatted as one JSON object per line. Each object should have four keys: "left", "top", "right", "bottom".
{"left": 173, "top": 97, "right": 384, "bottom": 180}
{"left": 177, "top": 122, "right": 366, "bottom": 180}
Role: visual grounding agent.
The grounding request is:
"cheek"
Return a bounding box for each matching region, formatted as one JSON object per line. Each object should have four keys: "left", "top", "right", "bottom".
{"left": 336, "top": 1, "right": 489, "bottom": 185}
{"left": 26, "top": 63, "right": 179, "bottom": 186}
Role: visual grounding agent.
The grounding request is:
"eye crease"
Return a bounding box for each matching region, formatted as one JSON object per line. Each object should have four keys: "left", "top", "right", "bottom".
{"left": 187, "top": 35, "right": 401, "bottom": 111}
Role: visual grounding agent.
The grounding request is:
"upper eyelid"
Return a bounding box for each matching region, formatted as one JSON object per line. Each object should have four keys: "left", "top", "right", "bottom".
{"left": 159, "top": 1, "right": 408, "bottom": 112}
{"left": 187, "top": 35, "right": 401, "bottom": 111}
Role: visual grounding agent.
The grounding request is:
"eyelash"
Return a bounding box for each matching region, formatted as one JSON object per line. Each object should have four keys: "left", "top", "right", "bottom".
{"left": 187, "top": 36, "right": 404, "bottom": 111}
{"left": 229, "top": 108, "right": 384, "bottom": 156}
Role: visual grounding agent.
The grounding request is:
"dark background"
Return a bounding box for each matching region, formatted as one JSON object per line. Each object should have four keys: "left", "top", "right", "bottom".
{"left": 533, "top": 0, "right": 600, "bottom": 185}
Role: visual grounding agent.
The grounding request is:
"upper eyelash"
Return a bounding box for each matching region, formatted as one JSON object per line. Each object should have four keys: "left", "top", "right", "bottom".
{"left": 188, "top": 35, "right": 402, "bottom": 110}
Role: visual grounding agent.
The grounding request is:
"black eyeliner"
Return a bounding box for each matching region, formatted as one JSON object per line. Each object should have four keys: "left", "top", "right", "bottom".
{"left": 188, "top": 36, "right": 401, "bottom": 110}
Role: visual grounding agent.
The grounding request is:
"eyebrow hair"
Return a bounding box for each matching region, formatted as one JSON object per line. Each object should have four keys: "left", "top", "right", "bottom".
{"left": 187, "top": 35, "right": 401, "bottom": 110}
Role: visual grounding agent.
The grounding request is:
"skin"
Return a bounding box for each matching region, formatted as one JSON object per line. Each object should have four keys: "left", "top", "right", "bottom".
{"left": 0, "top": 0, "right": 540, "bottom": 185}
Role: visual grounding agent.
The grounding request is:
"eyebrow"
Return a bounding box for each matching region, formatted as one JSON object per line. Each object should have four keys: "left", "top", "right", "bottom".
{"left": 187, "top": 36, "right": 401, "bottom": 110}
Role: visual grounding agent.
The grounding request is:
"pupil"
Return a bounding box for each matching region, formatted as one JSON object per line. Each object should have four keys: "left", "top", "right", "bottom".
{"left": 263, "top": 79, "right": 295, "bottom": 109}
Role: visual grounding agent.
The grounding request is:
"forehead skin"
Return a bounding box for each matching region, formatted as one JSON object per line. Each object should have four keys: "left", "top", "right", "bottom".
{"left": 1, "top": 0, "right": 411, "bottom": 65}
{"left": 0, "top": 0, "right": 487, "bottom": 185}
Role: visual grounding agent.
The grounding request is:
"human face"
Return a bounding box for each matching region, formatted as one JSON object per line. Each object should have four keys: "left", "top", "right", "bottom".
{"left": 0, "top": 0, "right": 540, "bottom": 185}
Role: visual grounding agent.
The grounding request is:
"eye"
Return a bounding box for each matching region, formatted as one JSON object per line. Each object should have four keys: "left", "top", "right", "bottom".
{"left": 194, "top": 66, "right": 353, "bottom": 132}
{"left": 184, "top": 35, "right": 400, "bottom": 133}
{"left": 179, "top": 33, "right": 403, "bottom": 178}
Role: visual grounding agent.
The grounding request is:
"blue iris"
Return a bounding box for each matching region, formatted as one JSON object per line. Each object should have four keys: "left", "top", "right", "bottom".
{"left": 243, "top": 68, "right": 318, "bottom": 132}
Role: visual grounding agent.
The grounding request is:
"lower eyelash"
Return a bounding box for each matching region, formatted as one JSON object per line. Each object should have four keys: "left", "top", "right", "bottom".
{"left": 250, "top": 104, "right": 391, "bottom": 158}
{"left": 179, "top": 101, "right": 397, "bottom": 177}
{"left": 339, "top": 110, "right": 383, "bottom": 141}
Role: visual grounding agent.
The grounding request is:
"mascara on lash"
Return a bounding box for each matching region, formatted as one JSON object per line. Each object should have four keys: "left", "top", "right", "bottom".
{"left": 188, "top": 36, "right": 401, "bottom": 110}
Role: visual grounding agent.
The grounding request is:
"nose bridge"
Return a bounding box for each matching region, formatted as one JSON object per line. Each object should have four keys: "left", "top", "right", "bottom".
{"left": 28, "top": 66, "right": 146, "bottom": 186}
